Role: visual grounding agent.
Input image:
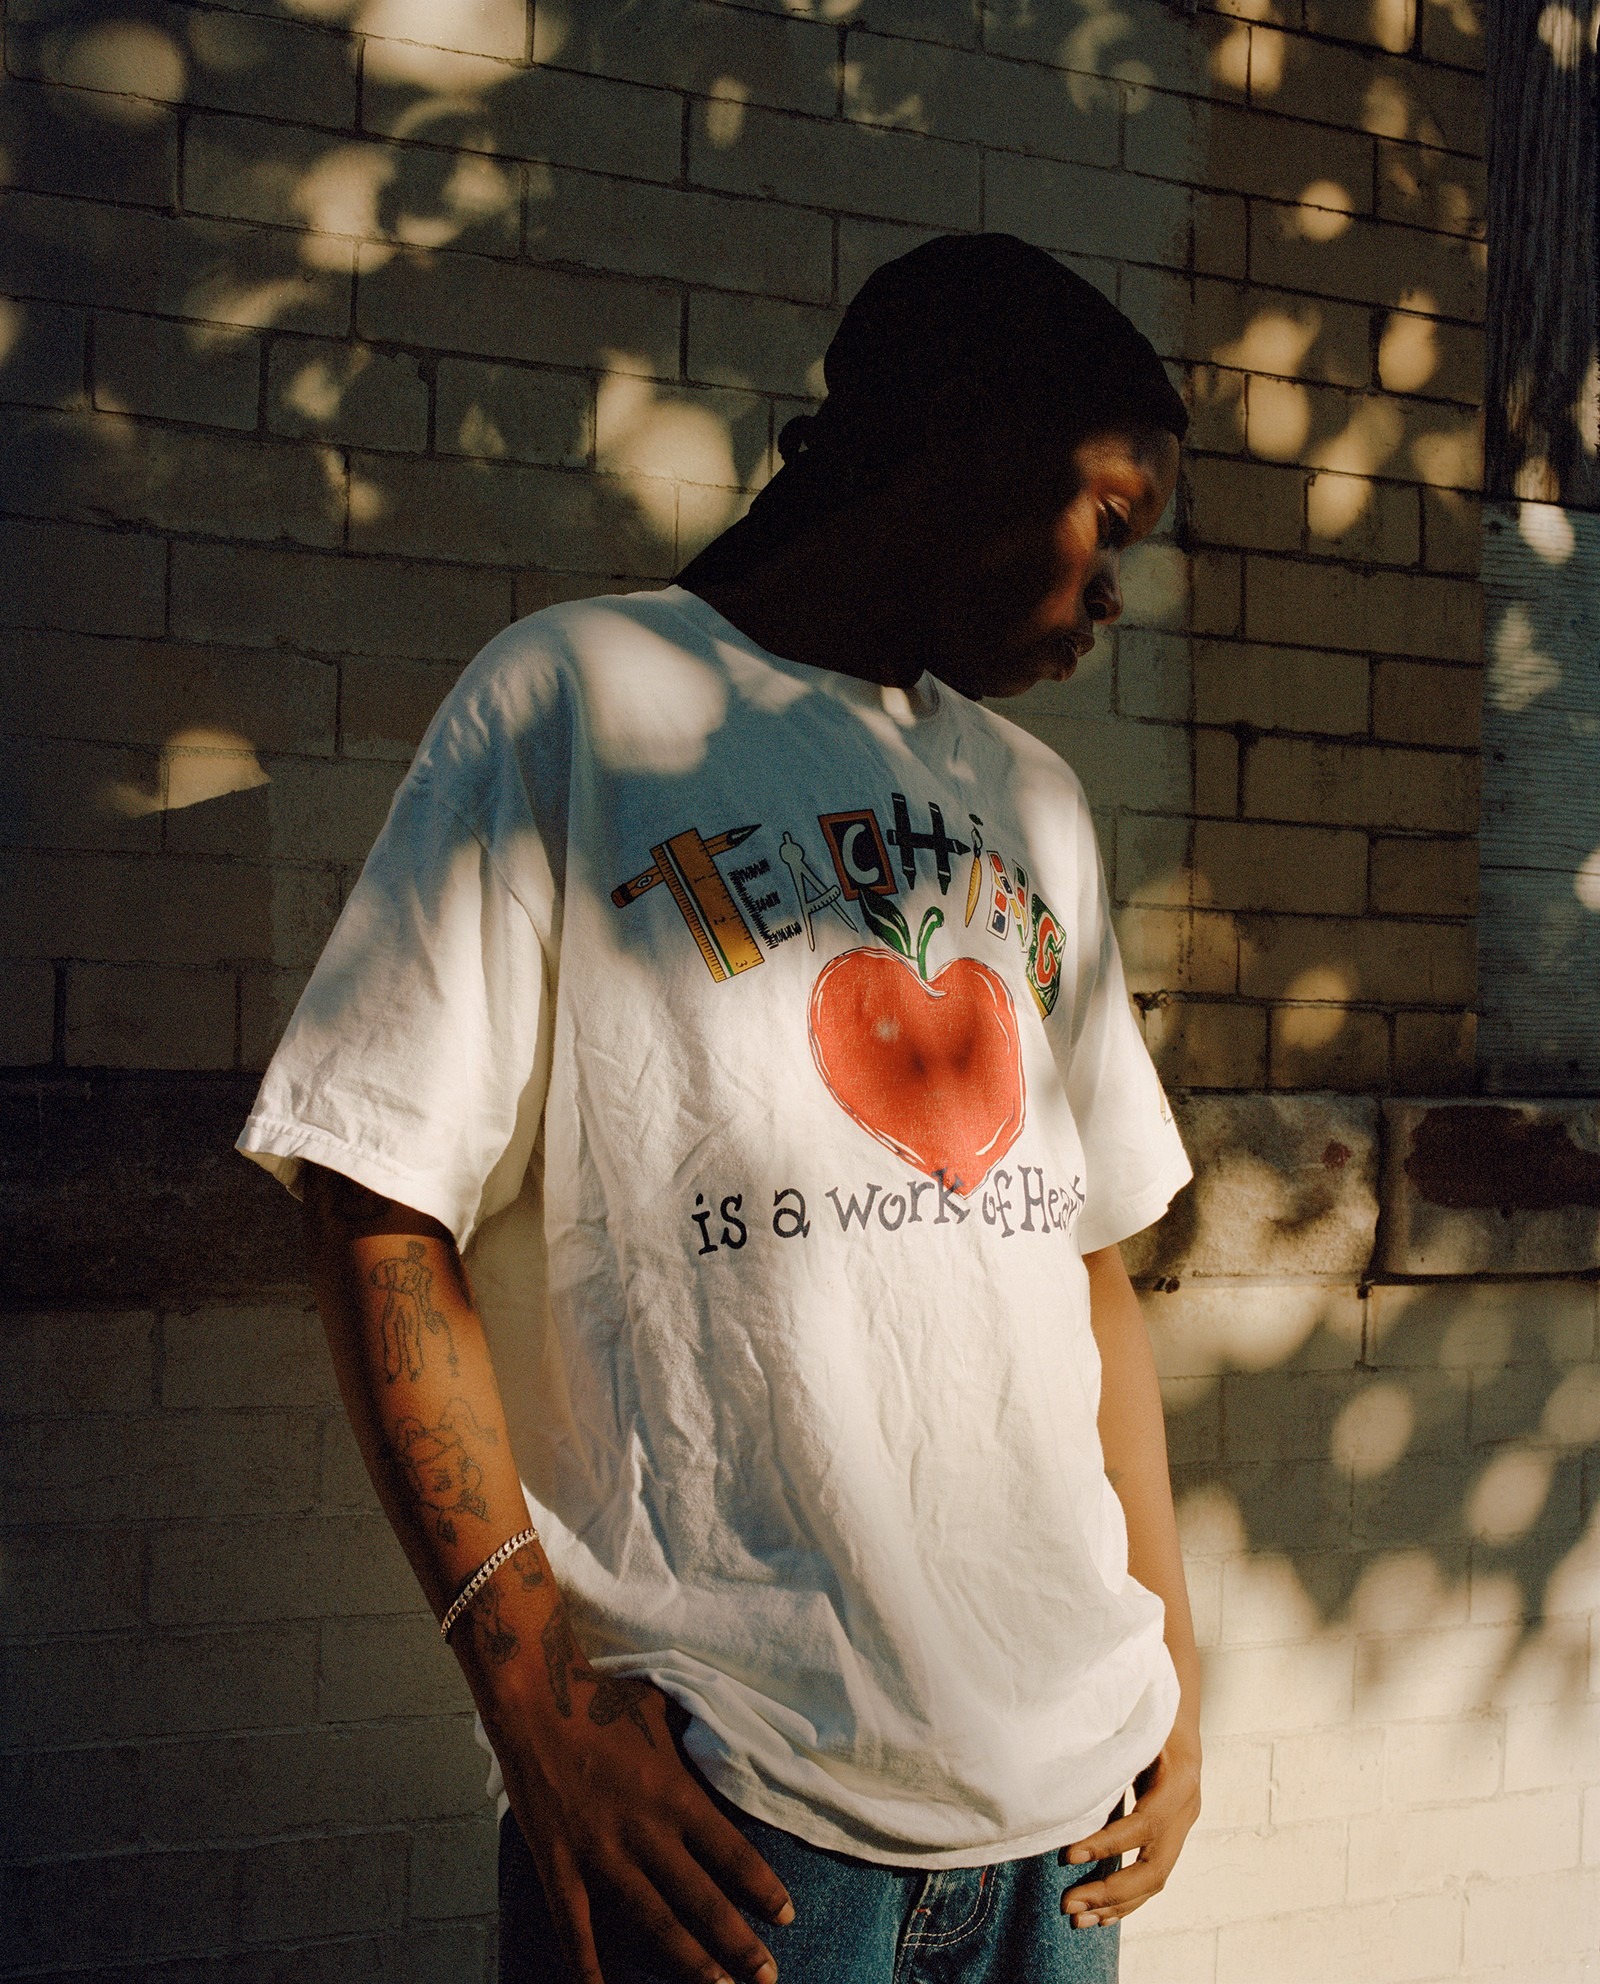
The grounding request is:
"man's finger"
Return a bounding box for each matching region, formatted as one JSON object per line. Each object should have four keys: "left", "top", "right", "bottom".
{"left": 608, "top": 1863, "right": 771, "bottom": 1984}
{"left": 538, "top": 1843, "right": 608, "bottom": 1984}
{"left": 639, "top": 1838, "right": 782, "bottom": 1984}
{"left": 681, "top": 1798, "right": 796, "bottom": 1926}
{"left": 1061, "top": 1852, "right": 1173, "bottom": 1924}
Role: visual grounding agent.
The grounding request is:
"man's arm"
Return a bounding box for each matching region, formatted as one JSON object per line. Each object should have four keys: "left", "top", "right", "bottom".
{"left": 1059, "top": 1241, "right": 1202, "bottom": 1929}
{"left": 301, "top": 1163, "right": 792, "bottom": 1984}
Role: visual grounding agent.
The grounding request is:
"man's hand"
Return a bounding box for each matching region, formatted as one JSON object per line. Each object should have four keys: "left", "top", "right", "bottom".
{"left": 490, "top": 1665, "right": 793, "bottom": 1984}
{"left": 1057, "top": 1727, "right": 1202, "bottom": 1928}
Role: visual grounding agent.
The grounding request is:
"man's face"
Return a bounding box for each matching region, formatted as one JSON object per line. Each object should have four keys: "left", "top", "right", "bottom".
{"left": 923, "top": 424, "right": 1181, "bottom": 701}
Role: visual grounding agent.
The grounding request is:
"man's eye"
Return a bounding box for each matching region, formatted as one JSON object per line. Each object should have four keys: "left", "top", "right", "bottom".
{"left": 1099, "top": 506, "right": 1129, "bottom": 549}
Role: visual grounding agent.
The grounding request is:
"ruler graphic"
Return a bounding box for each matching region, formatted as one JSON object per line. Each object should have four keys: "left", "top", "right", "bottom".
{"left": 649, "top": 828, "right": 765, "bottom": 982}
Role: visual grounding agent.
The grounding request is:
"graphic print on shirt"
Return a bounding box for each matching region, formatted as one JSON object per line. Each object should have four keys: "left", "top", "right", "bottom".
{"left": 611, "top": 797, "right": 1061, "bottom": 1191}
{"left": 809, "top": 894, "right": 1025, "bottom": 1196}
{"left": 610, "top": 821, "right": 800, "bottom": 978}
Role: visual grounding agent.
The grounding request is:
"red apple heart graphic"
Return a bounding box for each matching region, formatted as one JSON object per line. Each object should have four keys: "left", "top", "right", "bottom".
{"left": 808, "top": 898, "right": 1025, "bottom": 1195}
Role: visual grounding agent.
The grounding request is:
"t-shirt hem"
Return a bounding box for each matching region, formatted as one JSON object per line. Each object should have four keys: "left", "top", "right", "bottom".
{"left": 688, "top": 1750, "right": 1125, "bottom": 1871}
{"left": 236, "top": 1113, "right": 475, "bottom": 1249}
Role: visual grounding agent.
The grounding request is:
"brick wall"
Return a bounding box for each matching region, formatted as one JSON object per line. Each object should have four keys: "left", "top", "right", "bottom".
{"left": 0, "top": 0, "right": 1485, "bottom": 1093}
{"left": 7, "top": 4, "right": 1590, "bottom": 1983}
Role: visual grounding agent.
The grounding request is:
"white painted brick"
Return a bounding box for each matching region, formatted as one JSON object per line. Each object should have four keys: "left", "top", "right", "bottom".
{"left": 595, "top": 376, "right": 770, "bottom": 490}
{"left": 1150, "top": 1818, "right": 1347, "bottom": 1931}
{"left": 351, "top": 0, "right": 525, "bottom": 60}
{"left": 686, "top": 289, "right": 835, "bottom": 397}
{"left": 1007, "top": 714, "right": 1190, "bottom": 814}
{"left": 1585, "top": 1784, "right": 1600, "bottom": 1866}
{"left": 535, "top": 0, "right": 838, "bottom": 115}
{"left": 843, "top": 30, "right": 1119, "bottom": 167}
{"left": 1218, "top": 1892, "right": 1461, "bottom": 1984}
{"left": 1505, "top": 1701, "right": 1600, "bottom": 1793}
{"left": 1196, "top": 1735, "right": 1273, "bottom": 1830}
{"left": 1272, "top": 1724, "right": 1385, "bottom": 1822}
{"left": 161, "top": 1303, "right": 338, "bottom": 1410}
{"left": 7, "top": 1, "right": 359, "bottom": 125}
{"left": 1347, "top": 1788, "right": 1582, "bottom": 1899}
{"left": 1202, "top": 1639, "right": 1355, "bottom": 1737}
{"left": 363, "top": 49, "right": 682, "bottom": 184}
{"left": 1384, "top": 1714, "right": 1504, "bottom": 1806}
{"left": 171, "top": 542, "right": 513, "bottom": 661}
{"left": 1370, "top": 1281, "right": 1599, "bottom": 1372}
{"left": 1186, "top": 1552, "right": 1223, "bottom": 1646}
{"left": 94, "top": 311, "right": 262, "bottom": 431}
{"left": 985, "top": 0, "right": 1240, "bottom": 99}
{"left": 0, "top": 187, "right": 353, "bottom": 333}
{"left": 1219, "top": 1553, "right": 1330, "bottom": 1647}
{"left": 1120, "top": 1924, "right": 1219, "bottom": 1984}
{"left": 690, "top": 100, "right": 980, "bottom": 230}
{"left": 0, "top": 518, "right": 166, "bottom": 639}
{"left": 185, "top": 115, "right": 521, "bottom": 256}
{"left": 268, "top": 337, "right": 429, "bottom": 452}
{"left": 837, "top": 214, "right": 947, "bottom": 303}
{"left": 3, "top": 407, "right": 342, "bottom": 549}
{"left": 1465, "top": 1866, "right": 1600, "bottom": 1968}
{"left": 1143, "top": 1282, "right": 1364, "bottom": 1380}
{"left": 0, "top": 298, "right": 85, "bottom": 408}
{"left": 530, "top": 163, "right": 834, "bottom": 301}
{"left": 436, "top": 358, "right": 591, "bottom": 467}
{"left": 986, "top": 152, "right": 1190, "bottom": 271}
{"left": 356, "top": 242, "right": 678, "bottom": 373}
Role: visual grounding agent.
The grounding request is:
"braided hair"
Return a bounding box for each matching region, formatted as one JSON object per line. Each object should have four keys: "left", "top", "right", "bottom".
{"left": 677, "top": 232, "right": 1186, "bottom": 591}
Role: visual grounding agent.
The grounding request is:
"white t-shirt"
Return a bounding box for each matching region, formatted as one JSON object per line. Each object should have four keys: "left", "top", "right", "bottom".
{"left": 239, "top": 586, "right": 1192, "bottom": 1868}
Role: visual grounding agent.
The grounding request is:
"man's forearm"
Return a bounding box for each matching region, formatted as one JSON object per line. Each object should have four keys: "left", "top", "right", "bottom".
{"left": 302, "top": 1166, "right": 591, "bottom": 1727}
{"left": 1083, "top": 1243, "right": 1201, "bottom": 1735}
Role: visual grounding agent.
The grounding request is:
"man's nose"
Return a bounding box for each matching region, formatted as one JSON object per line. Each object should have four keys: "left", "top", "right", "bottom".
{"left": 1087, "top": 557, "right": 1123, "bottom": 624}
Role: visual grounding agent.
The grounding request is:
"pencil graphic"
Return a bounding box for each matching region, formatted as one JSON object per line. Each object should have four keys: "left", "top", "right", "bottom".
{"left": 611, "top": 824, "right": 759, "bottom": 906}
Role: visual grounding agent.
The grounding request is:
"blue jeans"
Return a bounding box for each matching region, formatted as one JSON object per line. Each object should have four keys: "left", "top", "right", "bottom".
{"left": 498, "top": 1757, "right": 1121, "bottom": 1983}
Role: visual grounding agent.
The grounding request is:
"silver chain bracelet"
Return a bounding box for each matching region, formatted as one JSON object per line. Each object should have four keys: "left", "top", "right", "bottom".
{"left": 438, "top": 1526, "right": 541, "bottom": 1641}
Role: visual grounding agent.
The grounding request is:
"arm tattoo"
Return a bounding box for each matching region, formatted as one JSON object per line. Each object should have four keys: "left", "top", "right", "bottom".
{"left": 385, "top": 1398, "right": 495, "bottom": 1544}
{"left": 539, "top": 1607, "right": 655, "bottom": 1746}
{"left": 369, "top": 1239, "right": 459, "bottom": 1382}
{"left": 539, "top": 1608, "right": 578, "bottom": 1717}
{"left": 467, "top": 1579, "right": 521, "bottom": 1665}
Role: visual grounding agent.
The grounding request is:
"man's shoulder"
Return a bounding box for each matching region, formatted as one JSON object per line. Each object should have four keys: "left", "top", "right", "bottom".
{"left": 951, "top": 689, "right": 1094, "bottom": 814}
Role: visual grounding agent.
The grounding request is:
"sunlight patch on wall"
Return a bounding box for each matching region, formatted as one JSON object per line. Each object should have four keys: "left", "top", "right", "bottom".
{"left": 36, "top": 21, "right": 185, "bottom": 117}
{"left": 1330, "top": 1381, "right": 1414, "bottom": 1478}
{"left": 1574, "top": 847, "right": 1600, "bottom": 911}
{"left": 1294, "top": 182, "right": 1354, "bottom": 242}
{"left": 596, "top": 368, "right": 740, "bottom": 541}
{"left": 1489, "top": 601, "right": 1561, "bottom": 712}
{"left": 1519, "top": 498, "right": 1577, "bottom": 563}
{"left": 704, "top": 78, "right": 752, "bottom": 148}
{"left": 1214, "top": 309, "right": 1321, "bottom": 381}
{"left": 1377, "top": 308, "right": 1439, "bottom": 394}
{"left": 1246, "top": 377, "right": 1313, "bottom": 459}
{"left": 1468, "top": 1445, "right": 1554, "bottom": 1543}
{"left": 103, "top": 728, "right": 270, "bottom": 818}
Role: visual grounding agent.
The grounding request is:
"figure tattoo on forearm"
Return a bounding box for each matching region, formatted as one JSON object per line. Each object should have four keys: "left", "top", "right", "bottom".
{"left": 369, "top": 1238, "right": 459, "bottom": 1382}
{"left": 386, "top": 1397, "right": 495, "bottom": 1544}
{"left": 540, "top": 1607, "right": 655, "bottom": 1745}
{"left": 464, "top": 1558, "right": 546, "bottom": 1667}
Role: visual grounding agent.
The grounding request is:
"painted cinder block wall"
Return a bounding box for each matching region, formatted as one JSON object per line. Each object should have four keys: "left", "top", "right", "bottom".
{"left": 4, "top": 2, "right": 1594, "bottom": 1980}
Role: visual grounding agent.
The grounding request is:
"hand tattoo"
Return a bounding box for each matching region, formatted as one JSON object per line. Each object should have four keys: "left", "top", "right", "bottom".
{"left": 540, "top": 1607, "right": 655, "bottom": 1746}
{"left": 386, "top": 1397, "right": 494, "bottom": 1544}
{"left": 369, "top": 1239, "right": 459, "bottom": 1382}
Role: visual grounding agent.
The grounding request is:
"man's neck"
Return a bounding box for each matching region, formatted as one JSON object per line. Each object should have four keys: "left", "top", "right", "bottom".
{"left": 686, "top": 502, "right": 934, "bottom": 693}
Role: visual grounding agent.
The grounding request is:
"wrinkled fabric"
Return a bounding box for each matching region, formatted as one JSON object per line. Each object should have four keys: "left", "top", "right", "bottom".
{"left": 240, "top": 588, "right": 1191, "bottom": 1868}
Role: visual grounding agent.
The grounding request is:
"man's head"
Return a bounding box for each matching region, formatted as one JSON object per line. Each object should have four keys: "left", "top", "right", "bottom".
{"left": 679, "top": 233, "right": 1185, "bottom": 699}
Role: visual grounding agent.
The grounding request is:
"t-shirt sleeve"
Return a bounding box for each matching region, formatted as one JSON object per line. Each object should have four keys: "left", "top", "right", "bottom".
{"left": 1063, "top": 846, "right": 1192, "bottom": 1256}
{"left": 236, "top": 768, "right": 553, "bottom": 1252}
